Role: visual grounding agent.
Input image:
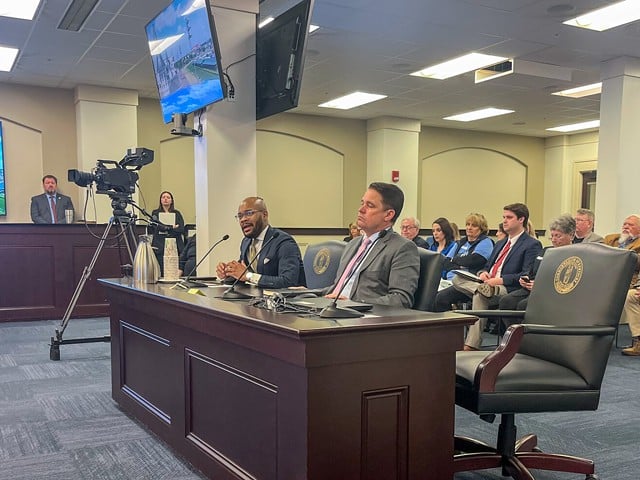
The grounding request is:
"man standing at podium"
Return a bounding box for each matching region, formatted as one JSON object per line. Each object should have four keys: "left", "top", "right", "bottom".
{"left": 30, "top": 175, "right": 75, "bottom": 224}
{"left": 326, "top": 182, "right": 419, "bottom": 308}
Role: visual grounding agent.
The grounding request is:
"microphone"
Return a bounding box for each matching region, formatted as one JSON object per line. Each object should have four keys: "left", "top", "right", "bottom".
{"left": 222, "top": 231, "right": 280, "bottom": 300}
{"left": 319, "top": 230, "right": 388, "bottom": 318}
{"left": 175, "top": 234, "right": 229, "bottom": 289}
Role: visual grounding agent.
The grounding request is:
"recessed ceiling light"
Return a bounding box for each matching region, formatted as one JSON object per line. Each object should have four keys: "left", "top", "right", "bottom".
{"left": 258, "top": 16, "right": 274, "bottom": 28}
{"left": 0, "top": 46, "right": 19, "bottom": 72}
{"left": 444, "top": 107, "right": 515, "bottom": 122}
{"left": 0, "top": 0, "right": 41, "bottom": 20}
{"left": 410, "top": 53, "right": 509, "bottom": 80}
{"left": 546, "top": 120, "right": 600, "bottom": 132}
{"left": 551, "top": 82, "right": 602, "bottom": 98}
{"left": 319, "top": 91, "right": 387, "bottom": 110}
{"left": 563, "top": 0, "right": 640, "bottom": 31}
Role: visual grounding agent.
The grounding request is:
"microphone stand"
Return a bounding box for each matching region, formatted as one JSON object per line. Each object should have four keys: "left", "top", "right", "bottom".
{"left": 319, "top": 230, "right": 386, "bottom": 319}
{"left": 222, "top": 232, "right": 280, "bottom": 300}
{"left": 174, "top": 234, "right": 230, "bottom": 289}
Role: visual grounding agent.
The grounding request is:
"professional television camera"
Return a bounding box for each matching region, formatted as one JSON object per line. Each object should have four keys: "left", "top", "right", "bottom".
{"left": 68, "top": 147, "right": 154, "bottom": 195}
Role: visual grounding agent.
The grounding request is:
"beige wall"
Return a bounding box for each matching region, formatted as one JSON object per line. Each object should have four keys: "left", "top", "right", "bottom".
{"left": 0, "top": 84, "right": 77, "bottom": 223}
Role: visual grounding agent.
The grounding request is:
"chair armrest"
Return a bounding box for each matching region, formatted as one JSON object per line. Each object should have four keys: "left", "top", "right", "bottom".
{"left": 473, "top": 324, "right": 616, "bottom": 392}
{"left": 454, "top": 309, "right": 525, "bottom": 318}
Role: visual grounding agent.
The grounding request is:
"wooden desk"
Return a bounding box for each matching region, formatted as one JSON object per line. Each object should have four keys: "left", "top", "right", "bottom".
{"left": 101, "top": 279, "right": 475, "bottom": 480}
{"left": 0, "top": 223, "right": 139, "bottom": 322}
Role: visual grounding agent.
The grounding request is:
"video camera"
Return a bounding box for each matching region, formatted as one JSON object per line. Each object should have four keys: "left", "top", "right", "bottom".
{"left": 68, "top": 148, "right": 154, "bottom": 195}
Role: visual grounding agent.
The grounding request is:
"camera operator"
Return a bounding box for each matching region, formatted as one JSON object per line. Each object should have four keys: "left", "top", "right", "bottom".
{"left": 31, "top": 175, "right": 75, "bottom": 224}
{"left": 150, "top": 191, "right": 185, "bottom": 276}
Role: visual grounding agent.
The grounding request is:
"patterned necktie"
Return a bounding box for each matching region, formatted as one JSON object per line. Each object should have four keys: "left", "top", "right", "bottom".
{"left": 248, "top": 239, "right": 258, "bottom": 271}
{"left": 332, "top": 238, "right": 372, "bottom": 295}
{"left": 49, "top": 196, "right": 57, "bottom": 223}
{"left": 489, "top": 240, "right": 511, "bottom": 277}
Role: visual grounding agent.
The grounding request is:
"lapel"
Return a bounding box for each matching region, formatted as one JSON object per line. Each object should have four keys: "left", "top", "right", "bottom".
{"left": 358, "top": 232, "right": 388, "bottom": 272}
{"left": 336, "top": 237, "right": 362, "bottom": 278}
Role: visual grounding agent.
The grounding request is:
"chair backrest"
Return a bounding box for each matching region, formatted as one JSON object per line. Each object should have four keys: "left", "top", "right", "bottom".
{"left": 523, "top": 243, "right": 636, "bottom": 388}
{"left": 413, "top": 249, "right": 444, "bottom": 311}
{"left": 303, "top": 240, "right": 347, "bottom": 289}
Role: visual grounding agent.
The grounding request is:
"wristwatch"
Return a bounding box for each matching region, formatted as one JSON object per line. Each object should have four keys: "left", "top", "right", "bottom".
{"left": 245, "top": 272, "right": 253, "bottom": 282}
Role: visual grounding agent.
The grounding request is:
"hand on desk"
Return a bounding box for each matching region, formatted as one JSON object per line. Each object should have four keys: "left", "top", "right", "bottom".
{"left": 216, "top": 260, "right": 249, "bottom": 282}
{"left": 325, "top": 293, "right": 347, "bottom": 300}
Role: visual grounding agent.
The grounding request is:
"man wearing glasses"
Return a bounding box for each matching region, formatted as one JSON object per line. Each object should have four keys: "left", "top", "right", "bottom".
{"left": 399, "top": 217, "right": 429, "bottom": 249}
{"left": 216, "top": 196, "right": 305, "bottom": 288}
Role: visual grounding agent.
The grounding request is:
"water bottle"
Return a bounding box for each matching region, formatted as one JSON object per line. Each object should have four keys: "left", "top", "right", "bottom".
{"left": 133, "top": 234, "right": 160, "bottom": 284}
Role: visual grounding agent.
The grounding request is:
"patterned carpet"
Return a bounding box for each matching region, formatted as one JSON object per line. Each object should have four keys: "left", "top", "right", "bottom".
{"left": 0, "top": 318, "right": 637, "bottom": 479}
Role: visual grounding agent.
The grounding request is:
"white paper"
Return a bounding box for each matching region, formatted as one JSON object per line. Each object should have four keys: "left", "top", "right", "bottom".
{"left": 158, "top": 212, "right": 176, "bottom": 227}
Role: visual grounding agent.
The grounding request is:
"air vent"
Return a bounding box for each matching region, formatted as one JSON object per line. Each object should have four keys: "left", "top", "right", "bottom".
{"left": 57, "top": 0, "right": 99, "bottom": 31}
{"left": 475, "top": 60, "right": 514, "bottom": 83}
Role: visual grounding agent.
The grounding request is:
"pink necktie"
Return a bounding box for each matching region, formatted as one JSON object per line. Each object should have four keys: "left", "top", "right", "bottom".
{"left": 50, "top": 196, "right": 57, "bottom": 223}
{"left": 490, "top": 240, "right": 511, "bottom": 277}
{"left": 332, "top": 238, "right": 371, "bottom": 295}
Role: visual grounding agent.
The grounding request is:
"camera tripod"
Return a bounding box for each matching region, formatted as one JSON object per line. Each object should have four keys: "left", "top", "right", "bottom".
{"left": 49, "top": 205, "right": 137, "bottom": 361}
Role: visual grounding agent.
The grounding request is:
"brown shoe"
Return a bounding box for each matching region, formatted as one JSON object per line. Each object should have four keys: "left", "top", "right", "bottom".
{"left": 477, "top": 283, "right": 496, "bottom": 299}
{"left": 622, "top": 337, "right": 640, "bottom": 356}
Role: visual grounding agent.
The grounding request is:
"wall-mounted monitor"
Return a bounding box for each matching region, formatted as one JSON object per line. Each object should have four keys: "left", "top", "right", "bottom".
{"left": 0, "top": 121, "right": 5, "bottom": 216}
{"left": 145, "top": 0, "right": 227, "bottom": 124}
{"left": 256, "top": 0, "right": 314, "bottom": 120}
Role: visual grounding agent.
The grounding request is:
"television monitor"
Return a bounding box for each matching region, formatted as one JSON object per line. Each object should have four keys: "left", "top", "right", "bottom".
{"left": 256, "top": 0, "right": 314, "bottom": 120}
{"left": 0, "top": 121, "right": 5, "bottom": 216}
{"left": 145, "top": 0, "right": 227, "bottom": 124}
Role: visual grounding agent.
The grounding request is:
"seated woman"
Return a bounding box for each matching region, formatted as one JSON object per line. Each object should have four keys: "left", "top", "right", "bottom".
{"left": 343, "top": 221, "right": 361, "bottom": 242}
{"left": 429, "top": 217, "right": 456, "bottom": 258}
{"left": 434, "top": 213, "right": 494, "bottom": 311}
{"left": 499, "top": 214, "right": 575, "bottom": 312}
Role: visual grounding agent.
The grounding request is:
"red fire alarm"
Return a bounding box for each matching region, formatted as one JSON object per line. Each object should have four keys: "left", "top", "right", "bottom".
{"left": 391, "top": 170, "right": 400, "bottom": 183}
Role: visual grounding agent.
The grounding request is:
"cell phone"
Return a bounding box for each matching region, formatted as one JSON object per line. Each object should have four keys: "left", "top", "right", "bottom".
{"left": 520, "top": 275, "right": 530, "bottom": 282}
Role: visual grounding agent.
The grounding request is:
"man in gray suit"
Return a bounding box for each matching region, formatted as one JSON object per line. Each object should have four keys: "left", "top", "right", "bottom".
{"left": 30, "top": 175, "right": 75, "bottom": 224}
{"left": 325, "top": 182, "right": 419, "bottom": 308}
{"left": 573, "top": 208, "right": 603, "bottom": 244}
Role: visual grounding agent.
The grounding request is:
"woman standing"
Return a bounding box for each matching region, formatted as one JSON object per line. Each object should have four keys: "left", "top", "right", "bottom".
{"left": 151, "top": 191, "right": 185, "bottom": 276}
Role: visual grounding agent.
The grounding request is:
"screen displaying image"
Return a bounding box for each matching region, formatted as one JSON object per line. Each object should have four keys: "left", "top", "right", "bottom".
{"left": 0, "top": 121, "right": 5, "bottom": 216}
{"left": 146, "top": 0, "right": 226, "bottom": 124}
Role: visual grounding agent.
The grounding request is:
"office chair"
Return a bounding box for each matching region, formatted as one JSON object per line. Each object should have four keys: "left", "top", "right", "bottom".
{"left": 413, "top": 248, "right": 443, "bottom": 311}
{"left": 453, "top": 243, "right": 636, "bottom": 480}
{"left": 303, "top": 240, "right": 347, "bottom": 289}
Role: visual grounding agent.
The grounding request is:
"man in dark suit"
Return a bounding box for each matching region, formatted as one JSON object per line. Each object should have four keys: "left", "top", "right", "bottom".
{"left": 325, "top": 182, "right": 419, "bottom": 308}
{"left": 465, "top": 202, "right": 542, "bottom": 350}
{"left": 216, "top": 196, "right": 305, "bottom": 289}
{"left": 30, "top": 174, "right": 75, "bottom": 224}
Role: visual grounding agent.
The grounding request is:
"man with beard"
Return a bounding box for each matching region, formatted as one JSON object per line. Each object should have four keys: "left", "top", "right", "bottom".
{"left": 603, "top": 214, "right": 640, "bottom": 356}
{"left": 30, "top": 175, "right": 75, "bottom": 224}
{"left": 216, "top": 197, "right": 305, "bottom": 288}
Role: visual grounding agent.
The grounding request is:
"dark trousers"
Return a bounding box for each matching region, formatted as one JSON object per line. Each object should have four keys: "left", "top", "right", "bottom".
{"left": 434, "top": 286, "right": 472, "bottom": 312}
{"left": 498, "top": 288, "right": 530, "bottom": 328}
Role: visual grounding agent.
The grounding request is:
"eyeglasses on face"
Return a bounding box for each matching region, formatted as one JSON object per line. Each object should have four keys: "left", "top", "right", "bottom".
{"left": 400, "top": 225, "right": 417, "bottom": 230}
{"left": 235, "top": 209, "right": 263, "bottom": 220}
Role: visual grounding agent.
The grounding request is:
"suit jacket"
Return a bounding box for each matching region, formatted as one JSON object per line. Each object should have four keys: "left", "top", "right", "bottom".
{"left": 30, "top": 193, "right": 74, "bottom": 224}
{"left": 574, "top": 231, "right": 604, "bottom": 244}
{"left": 328, "top": 230, "right": 420, "bottom": 308}
{"left": 239, "top": 226, "right": 305, "bottom": 288}
{"left": 479, "top": 232, "right": 542, "bottom": 292}
{"left": 603, "top": 233, "right": 640, "bottom": 286}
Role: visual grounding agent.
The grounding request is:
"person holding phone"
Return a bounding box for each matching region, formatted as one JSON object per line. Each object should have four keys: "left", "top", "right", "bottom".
{"left": 499, "top": 214, "right": 575, "bottom": 312}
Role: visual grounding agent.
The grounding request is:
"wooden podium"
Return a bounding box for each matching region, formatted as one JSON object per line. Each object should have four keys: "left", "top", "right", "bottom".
{"left": 101, "top": 279, "right": 475, "bottom": 480}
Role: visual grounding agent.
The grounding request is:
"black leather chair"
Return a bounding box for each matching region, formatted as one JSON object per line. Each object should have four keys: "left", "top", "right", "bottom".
{"left": 303, "top": 240, "right": 347, "bottom": 289}
{"left": 413, "top": 248, "right": 443, "bottom": 311}
{"left": 454, "top": 243, "right": 636, "bottom": 480}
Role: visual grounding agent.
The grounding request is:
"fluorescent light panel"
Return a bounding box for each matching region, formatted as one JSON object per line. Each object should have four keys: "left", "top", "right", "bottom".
{"left": 0, "top": 0, "right": 41, "bottom": 20}
{"left": 319, "top": 91, "right": 387, "bottom": 110}
{"left": 551, "top": 82, "right": 602, "bottom": 98}
{"left": 563, "top": 0, "right": 640, "bottom": 31}
{"left": 444, "top": 107, "right": 514, "bottom": 122}
{"left": 0, "top": 46, "right": 19, "bottom": 71}
{"left": 258, "top": 17, "right": 274, "bottom": 28}
{"left": 546, "top": 120, "right": 600, "bottom": 132}
{"left": 411, "top": 52, "right": 509, "bottom": 80}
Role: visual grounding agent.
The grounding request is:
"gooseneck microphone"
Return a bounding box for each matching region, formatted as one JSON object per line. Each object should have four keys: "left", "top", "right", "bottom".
{"left": 222, "top": 231, "right": 280, "bottom": 300}
{"left": 319, "top": 230, "right": 387, "bottom": 318}
{"left": 175, "top": 234, "right": 230, "bottom": 289}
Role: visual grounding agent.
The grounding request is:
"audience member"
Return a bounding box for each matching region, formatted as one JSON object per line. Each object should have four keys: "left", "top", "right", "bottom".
{"left": 179, "top": 235, "right": 197, "bottom": 277}
{"left": 325, "top": 182, "right": 419, "bottom": 308}
{"left": 496, "top": 223, "right": 507, "bottom": 242}
{"left": 451, "top": 222, "right": 461, "bottom": 241}
{"left": 573, "top": 208, "right": 603, "bottom": 243}
{"left": 30, "top": 175, "right": 75, "bottom": 224}
{"left": 216, "top": 196, "right": 305, "bottom": 288}
{"left": 343, "top": 221, "right": 361, "bottom": 242}
{"left": 400, "top": 216, "right": 429, "bottom": 249}
{"left": 429, "top": 217, "right": 456, "bottom": 256}
{"left": 435, "top": 213, "right": 494, "bottom": 310}
{"left": 464, "top": 203, "right": 542, "bottom": 350}
{"left": 499, "top": 214, "right": 575, "bottom": 312}
{"left": 150, "top": 191, "right": 185, "bottom": 275}
{"left": 526, "top": 220, "right": 537, "bottom": 238}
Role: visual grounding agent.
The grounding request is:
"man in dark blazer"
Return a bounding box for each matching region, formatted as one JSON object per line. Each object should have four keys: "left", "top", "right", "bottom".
{"left": 30, "top": 174, "right": 75, "bottom": 224}
{"left": 216, "top": 196, "right": 305, "bottom": 289}
{"left": 465, "top": 202, "right": 542, "bottom": 349}
{"left": 325, "top": 182, "right": 419, "bottom": 308}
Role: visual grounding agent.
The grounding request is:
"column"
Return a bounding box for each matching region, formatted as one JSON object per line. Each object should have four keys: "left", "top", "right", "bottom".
{"left": 366, "top": 117, "right": 421, "bottom": 219}
{"left": 596, "top": 56, "right": 640, "bottom": 234}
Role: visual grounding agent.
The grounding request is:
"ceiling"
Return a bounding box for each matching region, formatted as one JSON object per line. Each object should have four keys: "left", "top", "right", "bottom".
{"left": 1, "top": 0, "right": 638, "bottom": 137}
